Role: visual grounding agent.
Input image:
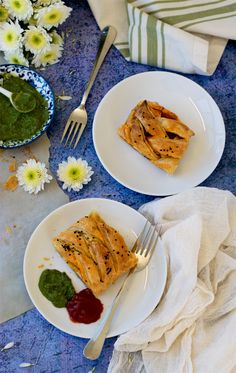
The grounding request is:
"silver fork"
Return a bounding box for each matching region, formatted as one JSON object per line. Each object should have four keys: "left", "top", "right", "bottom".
{"left": 61, "top": 25, "right": 117, "bottom": 148}
{"left": 83, "top": 220, "right": 160, "bottom": 360}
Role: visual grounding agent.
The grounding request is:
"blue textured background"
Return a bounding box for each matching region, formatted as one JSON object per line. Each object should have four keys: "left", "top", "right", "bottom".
{"left": 0, "top": 0, "right": 236, "bottom": 372}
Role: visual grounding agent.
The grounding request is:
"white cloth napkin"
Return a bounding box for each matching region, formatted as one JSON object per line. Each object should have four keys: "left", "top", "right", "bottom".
{"left": 0, "top": 134, "right": 68, "bottom": 323}
{"left": 108, "top": 187, "right": 236, "bottom": 373}
{"left": 87, "top": 0, "right": 236, "bottom": 75}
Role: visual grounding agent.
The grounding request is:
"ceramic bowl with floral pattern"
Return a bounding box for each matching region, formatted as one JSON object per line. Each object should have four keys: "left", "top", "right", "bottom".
{"left": 0, "top": 64, "right": 55, "bottom": 148}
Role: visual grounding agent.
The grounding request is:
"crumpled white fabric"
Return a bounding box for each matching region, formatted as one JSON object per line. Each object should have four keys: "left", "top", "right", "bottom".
{"left": 108, "top": 187, "right": 236, "bottom": 373}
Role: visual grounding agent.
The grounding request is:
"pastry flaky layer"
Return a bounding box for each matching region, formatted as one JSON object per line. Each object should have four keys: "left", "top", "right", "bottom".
{"left": 52, "top": 212, "right": 138, "bottom": 295}
{"left": 118, "top": 100, "right": 195, "bottom": 174}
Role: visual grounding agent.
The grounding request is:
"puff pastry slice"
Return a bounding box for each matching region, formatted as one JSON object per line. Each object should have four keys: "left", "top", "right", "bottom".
{"left": 52, "top": 212, "right": 137, "bottom": 295}
{"left": 118, "top": 100, "right": 194, "bottom": 174}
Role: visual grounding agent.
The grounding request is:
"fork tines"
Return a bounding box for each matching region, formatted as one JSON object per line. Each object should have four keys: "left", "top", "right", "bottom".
{"left": 133, "top": 220, "right": 160, "bottom": 257}
{"left": 61, "top": 120, "right": 85, "bottom": 148}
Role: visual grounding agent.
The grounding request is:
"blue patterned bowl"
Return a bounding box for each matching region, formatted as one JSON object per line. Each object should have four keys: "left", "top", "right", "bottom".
{"left": 0, "top": 64, "right": 55, "bottom": 148}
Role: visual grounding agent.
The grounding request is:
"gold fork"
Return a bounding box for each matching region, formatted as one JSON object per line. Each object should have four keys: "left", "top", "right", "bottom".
{"left": 83, "top": 220, "right": 160, "bottom": 360}
{"left": 61, "top": 25, "right": 117, "bottom": 148}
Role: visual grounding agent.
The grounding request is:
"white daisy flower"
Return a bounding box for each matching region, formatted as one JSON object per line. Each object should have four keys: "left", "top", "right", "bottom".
{"left": 24, "top": 25, "right": 51, "bottom": 54}
{"left": 49, "top": 30, "right": 63, "bottom": 49}
{"left": 4, "top": 48, "right": 29, "bottom": 66}
{"left": 35, "top": 1, "right": 72, "bottom": 30}
{"left": 16, "top": 159, "right": 52, "bottom": 195}
{"left": 3, "top": 0, "right": 33, "bottom": 21}
{"left": 0, "top": 20, "right": 23, "bottom": 51}
{"left": 32, "top": 43, "right": 62, "bottom": 67}
{"left": 0, "top": 4, "right": 9, "bottom": 22}
{"left": 57, "top": 157, "right": 94, "bottom": 192}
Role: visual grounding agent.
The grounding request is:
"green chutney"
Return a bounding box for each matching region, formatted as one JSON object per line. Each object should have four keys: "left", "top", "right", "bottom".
{"left": 0, "top": 74, "right": 49, "bottom": 141}
{"left": 38, "top": 269, "right": 76, "bottom": 308}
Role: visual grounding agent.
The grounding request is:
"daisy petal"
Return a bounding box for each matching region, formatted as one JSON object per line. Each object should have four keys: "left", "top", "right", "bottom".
{"left": 57, "top": 157, "right": 94, "bottom": 192}
{"left": 16, "top": 159, "right": 52, "bottom": 195}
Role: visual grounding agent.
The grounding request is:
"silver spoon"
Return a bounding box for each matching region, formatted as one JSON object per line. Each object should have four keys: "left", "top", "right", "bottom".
{"left": 0, "top": 86, "right": 36, "bottom": 113}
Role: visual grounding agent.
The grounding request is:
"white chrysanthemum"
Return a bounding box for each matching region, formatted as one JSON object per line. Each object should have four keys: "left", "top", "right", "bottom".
{"left": 24, "top": 25, "right": 51, "bottom": 54}
{"left": 4, "top": 48, "right": 29, "bottom": 65}
{"left": 0, "top": 20, "right": 23, "bottom": 51}
{"left": 35, "top": 1, "right": 72, "bottom": 30}
{"left": 16, "top": 159, "right": 52, "bottom": 194}
{"left": 32, "top": 43, "right": 62, "bottom": 67}
{"left": 3, "top": 0, "right": 33, "bottom": 21}
{"left": 49, "top": 30, "right": 63, "bottom": 49}
{"left": 57, "top": 157, "right": 94, "bottom": 192}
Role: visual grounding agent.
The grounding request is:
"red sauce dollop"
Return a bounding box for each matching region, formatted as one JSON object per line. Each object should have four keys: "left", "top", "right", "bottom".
{"left": 66, "top": 288, "right": 103, "bottom": 324}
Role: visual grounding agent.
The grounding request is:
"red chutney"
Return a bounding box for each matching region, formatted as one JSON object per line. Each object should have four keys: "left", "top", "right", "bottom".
{"left": 66, "top": 288, "right": 103, "bottom": 324}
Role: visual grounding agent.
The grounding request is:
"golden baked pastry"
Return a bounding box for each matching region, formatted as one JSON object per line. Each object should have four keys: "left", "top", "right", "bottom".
{"left": 118, "top": 100, "right": 195, "bottom": 174}
{"left": 52, "top": 211, "right": 137, "bottom": 295}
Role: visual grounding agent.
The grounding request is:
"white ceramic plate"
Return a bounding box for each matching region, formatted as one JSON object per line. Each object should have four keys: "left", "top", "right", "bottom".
{"left": 23, "top": 198, "right": 167, "bottom": 338}
{"left": 93, "top": 72, "right": 225, "bottom": 196}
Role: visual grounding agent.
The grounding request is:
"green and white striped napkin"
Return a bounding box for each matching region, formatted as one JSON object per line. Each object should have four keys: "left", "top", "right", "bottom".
{"left": 87, "top": 0, "right": 236, "bottom": 75}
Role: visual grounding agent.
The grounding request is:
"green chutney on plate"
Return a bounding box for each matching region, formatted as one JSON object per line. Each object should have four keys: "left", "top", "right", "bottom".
{"left": 0, "top": 64, "right": 55, "bottom": 149}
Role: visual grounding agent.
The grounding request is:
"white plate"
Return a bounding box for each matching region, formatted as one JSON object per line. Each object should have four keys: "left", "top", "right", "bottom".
{"left": 93, "top": 72, "right": 225, "bottom": 196}
{"left": 23, "top": 198, "right": 167, "bottom": 338}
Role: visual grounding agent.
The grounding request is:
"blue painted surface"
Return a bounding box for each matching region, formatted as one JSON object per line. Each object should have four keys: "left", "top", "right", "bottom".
{"left": 0, "top": 0, "right": 236, "bottom": 372}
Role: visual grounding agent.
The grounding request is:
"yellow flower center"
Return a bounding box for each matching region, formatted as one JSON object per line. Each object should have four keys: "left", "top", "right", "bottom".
{"left": 9, "top": 0, "right": 26, "bottom": 13}
{"left": 0, "top": 5, "right": 9, "bottom": 22}
{"left": 65, "top": 165, "right": 86, "bottom": 183}
{"left": 13, "top": 0, "right": 21, "bottom": 9}
{"left": 23, "top": 168, "right": 42, "bottom": 186}
{"left": 26, "top": 31, "right": 47, "bottom": 50}
{"left": 12, "top": 56, "right": 21, "bottom": 63}
{"left": 3, "top": 31, "right": 17, "bottom": 46}
{"left": 42, "top": 10, "right": 62, "bottom": 25}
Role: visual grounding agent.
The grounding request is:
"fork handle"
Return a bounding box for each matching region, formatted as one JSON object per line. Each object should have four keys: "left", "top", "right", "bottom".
{"left": 81, "top": 25, "right": 117, "bottom": 106}
{"left": 83, "top": 268, "right": 135, "bottom": 360}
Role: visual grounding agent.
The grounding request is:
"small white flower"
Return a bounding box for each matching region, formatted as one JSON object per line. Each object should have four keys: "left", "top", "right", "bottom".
{"left": 16, "top": 159, "right": 52, "bottom": 195}
{"left": 0, "top": 20, "right": 23, "bottom": 51}
{"left": 32, "top": 43, "right": 62, "bottom": 67}
{"left": 35, "top": 1, "right": 72, "bottom": 30}
{"left": 4, "top": 48, "right": 29, "bottom": 66}
{"left": 57, "top": 157, "right": 94, "bottom": 192}
{"left": 3, "top": 0, "right": 33, "bottom": 21}
{"left": 49, "top": 30, "right": 63, "bottom": 49}
{"left": 24, "top": 25, "right": 51, "bottom": 54}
